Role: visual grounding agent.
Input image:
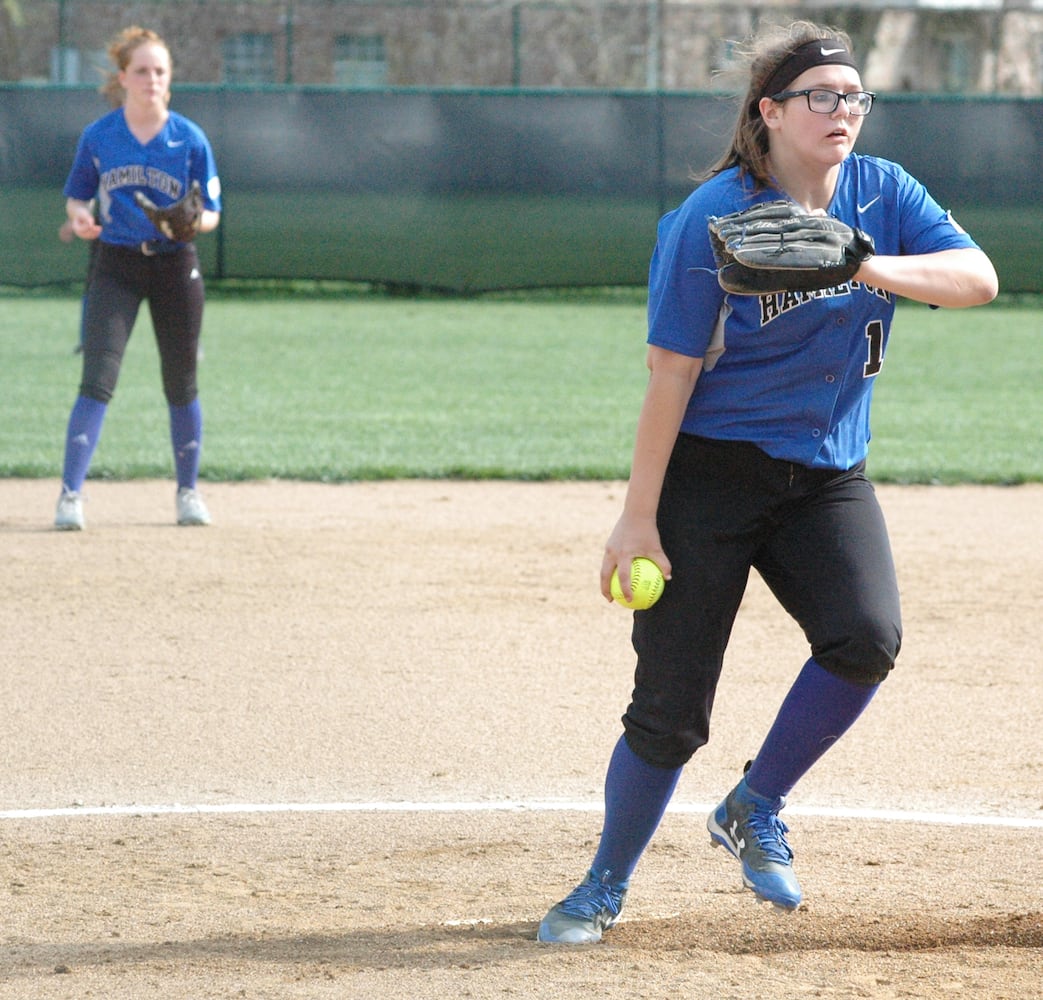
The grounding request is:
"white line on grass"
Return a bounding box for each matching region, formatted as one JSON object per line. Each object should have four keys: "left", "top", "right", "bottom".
{"left": 1, "top": 799, "right": 1041, "bottom": 828}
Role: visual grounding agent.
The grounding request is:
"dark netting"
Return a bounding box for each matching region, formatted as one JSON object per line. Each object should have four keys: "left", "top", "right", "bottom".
{"left": 1, "top": 87, "right": 1039, "bottom": 292}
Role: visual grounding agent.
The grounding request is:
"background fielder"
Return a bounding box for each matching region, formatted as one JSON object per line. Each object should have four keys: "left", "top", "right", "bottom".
{"left": 56, "top": 25, "right": 221, "bottom": 531}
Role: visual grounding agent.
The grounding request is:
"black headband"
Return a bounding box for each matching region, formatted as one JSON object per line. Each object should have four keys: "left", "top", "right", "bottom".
{"left": 760, "top": 39, "right": 860, "bottom": 100}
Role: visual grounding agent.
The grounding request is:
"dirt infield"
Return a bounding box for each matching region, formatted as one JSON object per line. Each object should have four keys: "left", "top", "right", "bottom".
{"left": 2, "top": 479, "right": 1041, "bottom": 999}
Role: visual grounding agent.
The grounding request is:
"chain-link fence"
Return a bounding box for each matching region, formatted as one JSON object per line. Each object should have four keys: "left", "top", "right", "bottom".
{"left": 4, "top": 1, "right": 1042, "bottom": 94}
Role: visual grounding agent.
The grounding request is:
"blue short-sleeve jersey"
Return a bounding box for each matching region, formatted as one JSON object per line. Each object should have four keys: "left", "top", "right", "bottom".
{"left": 648, "top": 154, "right": 980, "bottom": 470}
{"left": 64, "top": 108, "right": 222, "bottom": 248}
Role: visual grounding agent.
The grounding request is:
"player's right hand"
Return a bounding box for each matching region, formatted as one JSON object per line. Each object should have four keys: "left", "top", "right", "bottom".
{"left": 68, "top": 200, "right": 101, "bottom": 240}
{"left": 601, "top": 516, "right": 671, "bottom": 603}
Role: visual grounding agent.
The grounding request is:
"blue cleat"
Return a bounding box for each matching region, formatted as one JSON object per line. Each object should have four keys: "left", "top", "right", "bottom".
{"left": 707, "top": 776, "right": 803, "bottom": 911}
{"left": 537, "top": 868, "right": 629, "bottom": 944}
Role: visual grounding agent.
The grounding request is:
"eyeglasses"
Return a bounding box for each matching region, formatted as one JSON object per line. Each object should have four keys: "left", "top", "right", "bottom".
{"left": 770, "top": 88, "right": 876, "bottom": 116}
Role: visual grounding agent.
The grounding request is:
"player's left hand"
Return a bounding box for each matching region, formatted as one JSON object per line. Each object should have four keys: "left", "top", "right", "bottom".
{"left": 135, "top": 180, "right": 204, "bottom": 242}
{"left": 708, "top": 200, "right": 875, "bottom": 295}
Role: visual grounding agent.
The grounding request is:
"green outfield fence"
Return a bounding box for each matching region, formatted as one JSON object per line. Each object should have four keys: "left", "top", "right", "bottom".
{"left": 1, "top": 86, "right": 1040, "bottom": 293}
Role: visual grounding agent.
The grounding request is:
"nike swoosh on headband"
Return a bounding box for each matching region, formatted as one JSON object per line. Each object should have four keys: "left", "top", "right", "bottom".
{"left": 857, "top": 195, "right": 882, "bottom": 213}
{"left": 821, "top": 47, "right": 847, "bottom": 56}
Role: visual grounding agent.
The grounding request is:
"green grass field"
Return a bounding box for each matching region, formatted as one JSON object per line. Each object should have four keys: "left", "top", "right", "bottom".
{"left": 7, "top": 186, "right": 1042, "bottom": 293}
{"left": 2, "top": 287, "right": 1039, "bottom": 484}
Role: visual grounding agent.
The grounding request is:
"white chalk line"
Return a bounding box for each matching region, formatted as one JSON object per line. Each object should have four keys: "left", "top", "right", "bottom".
{"left": 1, "top": 799, "right": 1041, "bottom": 828}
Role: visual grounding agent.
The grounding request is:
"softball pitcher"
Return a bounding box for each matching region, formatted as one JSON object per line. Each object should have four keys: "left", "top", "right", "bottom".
{"left": 55, "top": 25, "right": 221, "bottom": 530}
{"left": 538, "top": 20, "right": 998, "bottom": 943}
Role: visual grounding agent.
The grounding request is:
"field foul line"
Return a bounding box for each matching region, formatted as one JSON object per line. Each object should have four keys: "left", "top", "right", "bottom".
{"left": 1, "top": 800, "right": 1041, "bottom": 828}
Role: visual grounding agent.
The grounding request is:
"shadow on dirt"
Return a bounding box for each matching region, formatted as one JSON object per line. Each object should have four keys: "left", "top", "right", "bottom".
{"left": 7, "top": 911, "right": 1041, "bottom": 976}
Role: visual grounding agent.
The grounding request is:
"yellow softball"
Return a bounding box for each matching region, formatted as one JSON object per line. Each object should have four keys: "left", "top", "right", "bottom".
{"left": 610, "top": 557, "right": 666, "bottom": 610}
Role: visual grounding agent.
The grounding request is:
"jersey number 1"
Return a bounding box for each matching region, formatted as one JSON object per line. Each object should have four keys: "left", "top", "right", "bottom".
{"left": 864, "top": 320, "right": 884, "bottom": 378}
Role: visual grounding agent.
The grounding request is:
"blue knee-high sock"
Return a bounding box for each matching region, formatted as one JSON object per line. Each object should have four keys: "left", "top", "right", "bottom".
{"left": 590, "top": 735, "right": 682, "bottom": 883}
{"left": 169, "top": 400, "right": 202, "bottom": 490}
{"left": 745, "top": 657, "right": 879, "bottom": 800}
{"left": 61, "top": 395, "right": 107, "bottom": 493}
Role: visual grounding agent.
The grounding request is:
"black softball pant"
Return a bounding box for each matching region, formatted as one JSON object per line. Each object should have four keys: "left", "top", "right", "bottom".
{"left": 79, "top": 242, "right": 204, "bottom": 407}
{"left": 623, "top": 434, "right": 902, "bottom": 769}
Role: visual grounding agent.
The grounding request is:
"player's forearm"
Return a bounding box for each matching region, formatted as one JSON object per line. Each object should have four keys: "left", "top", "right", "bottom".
{"left": 857, "top": 248, "right": 998, "bottom": 308}
{"left": 623, "top": 350, "right": 703, "bottom": 519}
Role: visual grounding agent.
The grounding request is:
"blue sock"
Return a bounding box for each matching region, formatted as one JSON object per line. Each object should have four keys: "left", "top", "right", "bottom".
{"left": 745, "top": 658, "right": 879, "bottom": 800}
{"left": 590, "top": 735, "right": 682, "bottom": 884}
{"left": 169, "top": 400, "right": 203, "bottom": 490}
{"left": 61, "top": 395, "right": 107, "bottom": 492}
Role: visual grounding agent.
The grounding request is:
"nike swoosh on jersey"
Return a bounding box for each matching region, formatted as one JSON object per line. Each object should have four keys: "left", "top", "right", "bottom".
{"left": 821, "top": 47, "right": 846, "bottom": 56}
{"left": 857, "top": 195, "right": 882, "bottom": 213}
{"left": 167, "top": 140, "right": 186, "bottom": 148}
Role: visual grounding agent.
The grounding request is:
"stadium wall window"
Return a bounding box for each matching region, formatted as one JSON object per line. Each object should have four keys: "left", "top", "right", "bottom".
{"left": 222, "top": 33, "right": 277, "bottom": 85}
{"left": 50, "top": 46, "right": 107, "bottom": 84}
{"left": 333, "top": 35, "right": 388, "bottom": 87}
{"left": 942, "top": 36, "right": 974, "bottom": 93}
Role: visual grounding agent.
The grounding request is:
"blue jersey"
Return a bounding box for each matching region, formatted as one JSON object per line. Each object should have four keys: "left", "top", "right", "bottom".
{"left": 648, "top": 154, "right": 979, "bottom": 470}
{"left": 64, "top": 108, "right": 222, "bottom": 248}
